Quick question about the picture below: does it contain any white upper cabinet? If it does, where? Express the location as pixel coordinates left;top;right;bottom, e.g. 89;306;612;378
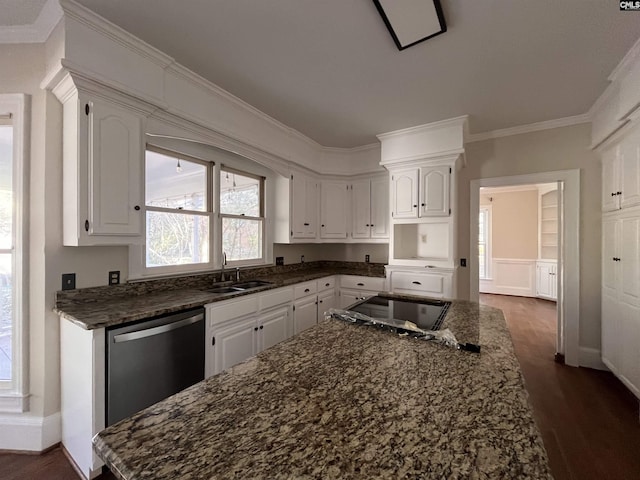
320;181;348;238
391;166;450;219
62;92;144;246
291;172;318;239
351;176;389;240
391;169;419;219
602;124;640;212
420;166;450;217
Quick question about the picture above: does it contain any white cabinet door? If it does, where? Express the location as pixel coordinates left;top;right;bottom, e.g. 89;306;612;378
317;289;337;322
601;147;620;212
351;180;371;239
620;215;640;307
620;130;640;209
536;262;554;299
370;177;390;238
291;173;318;239
258;307;290;353
419;166;450;217
391;169;419;219
212;317;256;375
293;295;318;334
320;181;348;238
602;216;619;299
601;292;619;369
87;98;143;236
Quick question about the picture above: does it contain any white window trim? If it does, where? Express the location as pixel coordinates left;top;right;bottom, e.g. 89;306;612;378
479;205;492;280
0;94;29;413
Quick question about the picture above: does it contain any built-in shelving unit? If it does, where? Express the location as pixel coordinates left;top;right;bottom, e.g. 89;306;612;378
539;189;558;260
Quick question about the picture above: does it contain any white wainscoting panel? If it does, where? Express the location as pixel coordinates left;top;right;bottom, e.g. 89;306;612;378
480;259;537;297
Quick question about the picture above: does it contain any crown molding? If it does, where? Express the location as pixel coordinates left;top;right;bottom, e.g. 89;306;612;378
467;113;591;143
608;35;640;82
376;115;469;141
0;0;63;44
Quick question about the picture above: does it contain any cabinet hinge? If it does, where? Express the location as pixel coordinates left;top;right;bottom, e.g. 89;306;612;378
84;219;89;232
85;104;90;116
211;337;215;346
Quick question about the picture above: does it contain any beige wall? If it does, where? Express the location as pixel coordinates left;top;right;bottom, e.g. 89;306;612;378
480;190;538;259
459;123;602;350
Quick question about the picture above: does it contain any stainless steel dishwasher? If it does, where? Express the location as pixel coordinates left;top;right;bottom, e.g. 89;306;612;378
106;307;205;426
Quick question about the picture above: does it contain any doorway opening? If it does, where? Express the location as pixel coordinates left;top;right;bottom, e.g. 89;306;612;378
470;170;580;366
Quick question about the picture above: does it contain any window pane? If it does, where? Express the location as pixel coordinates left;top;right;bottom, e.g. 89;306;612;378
146;211;209;267
146;150;207;211
0;253;11;381
0;126;13;250
220;170;260;216
222;217;262;261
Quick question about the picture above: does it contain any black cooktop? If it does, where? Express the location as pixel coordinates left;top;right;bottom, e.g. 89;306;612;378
346;296;451;332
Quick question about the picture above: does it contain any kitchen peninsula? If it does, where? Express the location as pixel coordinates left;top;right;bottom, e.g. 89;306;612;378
91;297;552;479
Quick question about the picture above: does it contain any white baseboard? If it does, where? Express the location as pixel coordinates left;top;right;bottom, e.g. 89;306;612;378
579;347;609;371
0;411;61;452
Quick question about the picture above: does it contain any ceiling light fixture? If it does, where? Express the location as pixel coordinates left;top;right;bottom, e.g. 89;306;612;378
373;0;446;51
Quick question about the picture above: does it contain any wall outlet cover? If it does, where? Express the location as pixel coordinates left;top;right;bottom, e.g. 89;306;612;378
300;255;305;263
62;273;76;290
275;256;284;266
460;258;467;267
365;254;370;263
109;270;121;285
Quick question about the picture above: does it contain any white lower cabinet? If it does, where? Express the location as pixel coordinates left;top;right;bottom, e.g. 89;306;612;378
293;295;318;334
535;260;557;301
211;317;256;376
258;307;290;352
338;275;385;308
386;267;454;299
317;289;337;321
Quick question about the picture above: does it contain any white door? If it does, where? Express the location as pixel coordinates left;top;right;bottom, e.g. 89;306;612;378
320;181;348;238
317;289;337;322
258;307;290;352
601;216;619;299
87;98;143;236
212;318;256;375
391;169;418;219
601;147;620;212
351;180;371;239
370;177;390;238
293;296;318;334
419;166;450;217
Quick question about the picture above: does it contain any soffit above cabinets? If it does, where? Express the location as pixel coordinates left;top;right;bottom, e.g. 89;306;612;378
68;0;640;148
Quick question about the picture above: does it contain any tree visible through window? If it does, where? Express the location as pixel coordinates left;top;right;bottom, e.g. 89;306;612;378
220;168;264;262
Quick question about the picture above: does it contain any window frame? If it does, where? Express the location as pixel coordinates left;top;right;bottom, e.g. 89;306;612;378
478;205;492;280
141;145;215;277
219;165;266;267
0;94;29;413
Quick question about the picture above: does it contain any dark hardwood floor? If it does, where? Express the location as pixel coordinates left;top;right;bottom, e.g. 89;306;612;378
1;293;638;479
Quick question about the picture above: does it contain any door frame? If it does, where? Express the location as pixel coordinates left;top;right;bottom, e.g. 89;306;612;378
470;169;580;367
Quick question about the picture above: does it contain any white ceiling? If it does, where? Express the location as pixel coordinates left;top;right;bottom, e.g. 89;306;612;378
8;1;640;148
0;0;47;26
0;0;61;43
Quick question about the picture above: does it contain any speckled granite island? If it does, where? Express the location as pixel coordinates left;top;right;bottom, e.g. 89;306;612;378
92;298;552;480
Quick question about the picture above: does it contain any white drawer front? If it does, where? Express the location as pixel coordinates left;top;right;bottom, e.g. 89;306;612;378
294;281;318;299
207;296;259;326
340;275;385;291
392;272;444;294
317;276;336;291
259;287;293;311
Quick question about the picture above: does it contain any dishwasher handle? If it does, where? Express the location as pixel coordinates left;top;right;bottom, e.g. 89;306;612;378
113;313;204;343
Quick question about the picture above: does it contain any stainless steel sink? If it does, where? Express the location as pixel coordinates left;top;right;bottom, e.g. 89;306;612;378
232;280;272;289
206;286;244;294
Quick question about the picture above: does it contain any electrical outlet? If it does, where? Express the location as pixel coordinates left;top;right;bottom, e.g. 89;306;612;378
300;255;305;264
275;256;284;266
365;254;370;263
109;270;120;285
61;273;76;290
460;258;467;267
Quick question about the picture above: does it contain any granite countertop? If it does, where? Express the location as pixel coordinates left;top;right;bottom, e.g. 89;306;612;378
54;262;385;330
93;299;552;480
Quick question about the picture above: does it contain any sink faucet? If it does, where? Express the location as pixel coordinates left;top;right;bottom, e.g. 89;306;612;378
235;267;240;282
220;252;227;282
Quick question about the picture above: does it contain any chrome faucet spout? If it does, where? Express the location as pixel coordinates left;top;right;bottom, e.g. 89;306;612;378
235;267;240;282
220;252;227;282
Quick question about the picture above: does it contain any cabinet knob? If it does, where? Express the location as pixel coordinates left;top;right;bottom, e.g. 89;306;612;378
421;203;425;207
134;205;141;211
365;224;370;227
321;224;325;227
259;325;264;330
613;257;621;262
304;288;310;293
611;192;616;197
413;204;417;208
254;327;258;331
617;191;622;196
325;283;330;287
370;224;374;227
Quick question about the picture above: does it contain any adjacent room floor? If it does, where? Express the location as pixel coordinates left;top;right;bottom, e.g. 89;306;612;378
1;293;639;479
